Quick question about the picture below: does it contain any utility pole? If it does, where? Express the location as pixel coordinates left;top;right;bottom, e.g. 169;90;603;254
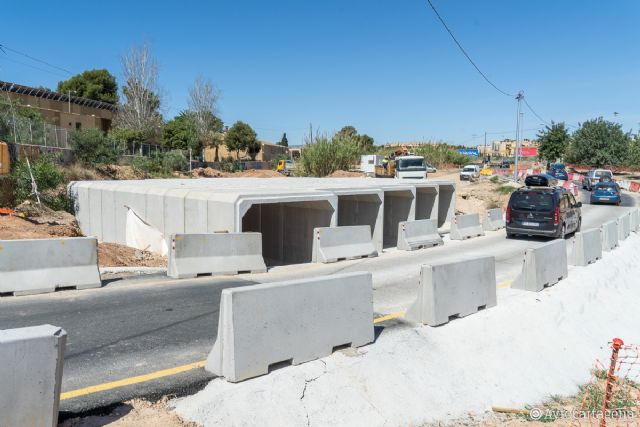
309;123;313;143
513;91;524;182
484;131;487;164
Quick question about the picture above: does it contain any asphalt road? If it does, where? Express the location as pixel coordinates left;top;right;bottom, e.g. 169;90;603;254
0;187;637;415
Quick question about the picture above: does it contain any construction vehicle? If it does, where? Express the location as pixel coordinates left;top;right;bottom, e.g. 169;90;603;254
0;142;9;175
276;159;295;176
374;149;427;180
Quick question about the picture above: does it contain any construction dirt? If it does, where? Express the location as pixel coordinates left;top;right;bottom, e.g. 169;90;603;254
0;214;166;268
191;167;283;178
455;177;517;217
60;398;199;427
327;170;365;177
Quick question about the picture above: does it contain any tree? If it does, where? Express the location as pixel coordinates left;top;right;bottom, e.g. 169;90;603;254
70;128;119;164
161;112;199;150
225;121;258;160
279;132;289;147
57;69;118;103
299;133;361;176
627;135;640;169
336;125;375;153
113;42;163;140
568;118;630;166
536;122;570;163
187;76;224;160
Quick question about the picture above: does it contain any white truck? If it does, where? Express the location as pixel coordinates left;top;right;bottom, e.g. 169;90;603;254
374;155;427;180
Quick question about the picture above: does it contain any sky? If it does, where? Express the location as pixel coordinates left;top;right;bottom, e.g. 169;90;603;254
1;0;639;147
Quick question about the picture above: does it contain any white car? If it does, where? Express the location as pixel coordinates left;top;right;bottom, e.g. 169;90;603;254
459;164;480;181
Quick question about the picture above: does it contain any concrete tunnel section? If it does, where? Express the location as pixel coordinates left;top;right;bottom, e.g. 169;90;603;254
383;188;415;248
69;178;455;265
241;200;335;266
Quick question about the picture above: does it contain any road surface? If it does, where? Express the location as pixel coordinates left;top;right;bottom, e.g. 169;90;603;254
0;187;636;414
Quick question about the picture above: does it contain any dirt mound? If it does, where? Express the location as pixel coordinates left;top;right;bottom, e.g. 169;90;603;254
0;214;81;240
96;164;147;180
98;242;166;268
191;167;282;178
234;169;282;178
327;170;365;178
191;167;229;178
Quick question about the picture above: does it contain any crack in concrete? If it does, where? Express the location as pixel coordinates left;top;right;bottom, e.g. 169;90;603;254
299;360;328;427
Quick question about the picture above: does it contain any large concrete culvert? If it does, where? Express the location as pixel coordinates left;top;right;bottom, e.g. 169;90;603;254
336;192;383;252
382;189;415;248
415;185;439;223
241;200;335;266
435;182;456;228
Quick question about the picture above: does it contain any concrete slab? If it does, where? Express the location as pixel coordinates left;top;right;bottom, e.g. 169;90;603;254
601;219;619;252
0;237;101;296
450;213;485;240
483;208;505;231
396;219;443;251
205;272;374;382
168;233;267;279
512;239;568;292
406;256;496;326
569;228;602;266
0;324;66;427
311;225;378;263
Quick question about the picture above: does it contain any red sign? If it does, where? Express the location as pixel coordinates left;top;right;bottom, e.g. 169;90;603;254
518;147;538;157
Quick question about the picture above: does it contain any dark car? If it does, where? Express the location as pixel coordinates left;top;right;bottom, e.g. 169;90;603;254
506;176;582;239
547;164;569;181
590;182;621;205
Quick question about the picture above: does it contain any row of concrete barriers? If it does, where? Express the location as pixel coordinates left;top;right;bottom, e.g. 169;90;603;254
0;210;505;295
512;209;639;291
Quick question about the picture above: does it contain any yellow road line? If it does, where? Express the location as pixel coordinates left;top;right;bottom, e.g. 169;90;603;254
60;360;206;401
496;279;513;289
62;313;409;400
373;310;406;324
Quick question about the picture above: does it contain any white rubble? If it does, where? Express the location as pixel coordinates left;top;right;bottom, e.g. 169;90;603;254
173;233;640;427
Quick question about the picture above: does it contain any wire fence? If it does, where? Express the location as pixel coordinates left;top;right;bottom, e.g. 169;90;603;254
0;114;70;149
573;339;640;426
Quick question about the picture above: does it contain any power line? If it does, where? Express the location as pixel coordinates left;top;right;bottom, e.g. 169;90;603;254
523;97;551;126
0;55;69;78
425;0;515;98
0;43;73;75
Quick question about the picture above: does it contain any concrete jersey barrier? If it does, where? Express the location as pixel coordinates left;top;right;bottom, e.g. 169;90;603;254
512;239;568;292
311;225;377;263
0;237;101;296
569;228;602;267
205;272;374;382
618;213;631;241
483;208;505;231
168;233;267;279
630;209;639;233
449;213;485;240
406;256;496;326
396;219;443;251
601;220;619;252
0;324;66;427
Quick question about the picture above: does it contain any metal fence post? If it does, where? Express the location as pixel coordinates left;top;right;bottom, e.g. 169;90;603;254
600;338;624;427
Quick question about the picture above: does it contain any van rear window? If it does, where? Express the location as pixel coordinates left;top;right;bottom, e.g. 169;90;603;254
511;192;554;211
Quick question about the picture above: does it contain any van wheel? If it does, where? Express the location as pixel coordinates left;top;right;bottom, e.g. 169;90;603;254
558;224;566;239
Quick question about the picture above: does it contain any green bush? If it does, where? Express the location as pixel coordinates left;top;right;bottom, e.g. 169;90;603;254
70;128;119;165
299;134;362;177
130;150;189;177
413;144;472;167
10;155;68;210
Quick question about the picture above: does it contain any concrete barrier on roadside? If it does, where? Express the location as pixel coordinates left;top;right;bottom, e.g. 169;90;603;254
311;226;377;263
483;208;505;232
449;213;485;240
168;233;267;279
601;220;619;252
569;228;602;267
205;272;374;382
396;219;443;251
0;324;66;427
406;256;496;326
630;209;640;233
0;237;101;296
618;214;631;241
512;239;568;292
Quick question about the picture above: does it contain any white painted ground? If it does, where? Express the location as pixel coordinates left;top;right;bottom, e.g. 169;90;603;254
173;232;640;427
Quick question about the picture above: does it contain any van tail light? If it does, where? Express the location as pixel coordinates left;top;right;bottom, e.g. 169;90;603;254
506;206;511;223
553;206;559;225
